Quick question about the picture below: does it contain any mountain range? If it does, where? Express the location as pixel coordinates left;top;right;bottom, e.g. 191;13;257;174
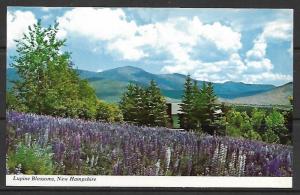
6;66;292;105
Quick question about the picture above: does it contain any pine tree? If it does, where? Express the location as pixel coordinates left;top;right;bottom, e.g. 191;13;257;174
119;83;140;124
120;81;168;127
179;75;196;130
190;81;203;131
202;82;219;134
146;80;168;127
134;85;147;125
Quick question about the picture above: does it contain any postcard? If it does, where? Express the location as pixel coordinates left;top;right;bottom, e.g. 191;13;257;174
6;7;293;188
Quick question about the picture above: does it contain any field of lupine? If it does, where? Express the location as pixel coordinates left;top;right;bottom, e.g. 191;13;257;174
6;111;293;176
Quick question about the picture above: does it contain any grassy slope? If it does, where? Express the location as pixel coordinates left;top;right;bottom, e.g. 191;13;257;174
223;82;292;105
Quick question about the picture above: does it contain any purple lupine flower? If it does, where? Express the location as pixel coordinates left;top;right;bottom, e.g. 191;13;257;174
6;111;293;176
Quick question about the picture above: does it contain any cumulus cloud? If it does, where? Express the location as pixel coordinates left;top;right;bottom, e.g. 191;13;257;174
242;72;292;84
57;8;138;41
190;53;246;82
57;8;242;62
242;19;293;83
261;20;292;41
7;10;37;48
245;20;292;66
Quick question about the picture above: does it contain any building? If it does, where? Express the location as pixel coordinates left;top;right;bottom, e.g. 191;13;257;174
166;102;182;129
166;102;224;130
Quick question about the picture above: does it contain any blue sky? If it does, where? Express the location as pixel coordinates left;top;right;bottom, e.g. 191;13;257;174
7;7;293;86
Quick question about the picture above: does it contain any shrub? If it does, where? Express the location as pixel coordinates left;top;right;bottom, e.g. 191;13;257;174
265;109;288;144
244;129;262;141
7;142;54;175
262;130;280;144
96;101;123;123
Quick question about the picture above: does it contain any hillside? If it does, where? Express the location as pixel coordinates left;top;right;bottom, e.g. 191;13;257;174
7;66;278;103
224;82;292;105
83;66;275;102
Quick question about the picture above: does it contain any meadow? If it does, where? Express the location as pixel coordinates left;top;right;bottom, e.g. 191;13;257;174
6;111;293;176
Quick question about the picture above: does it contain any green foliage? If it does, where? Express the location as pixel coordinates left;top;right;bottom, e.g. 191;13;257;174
7;142;54;174
203;82;219;134
119;83;143;124
8;20;97;119
265;109;288;143
225;110;254;138
179;75;196;130
179;77;221;134
262;130;280;144
119;80;168;127
96;100;123;123
190;81;207;131
145;80;168;126
223;108;290;144
244;129;262;141
6;91;27;112
251;108;266;134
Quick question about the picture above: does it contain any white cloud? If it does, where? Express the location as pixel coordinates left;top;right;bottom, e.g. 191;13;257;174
241;19;293;83
41;7;63;12
245;58;273;72
7;10;37;48
189;18;242;52
57;8;137;41
246;19;292;61
107;38;149;60
261;20;292;41
42;14;53;21
242;72;292;84
246;38;267;60
161;52;247;83
58;8;242;62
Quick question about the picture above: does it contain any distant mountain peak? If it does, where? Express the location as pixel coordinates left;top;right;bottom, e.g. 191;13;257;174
111;65;145;73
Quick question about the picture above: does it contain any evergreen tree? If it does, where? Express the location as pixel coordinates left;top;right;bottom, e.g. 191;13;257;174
203;82;219;134
119;83;140;124
134;85;147;125
190;81;205;131
179;75;195;130
146;80;168;127
120;81;168;127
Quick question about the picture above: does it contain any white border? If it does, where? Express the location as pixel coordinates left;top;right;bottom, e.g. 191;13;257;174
6;175;292;188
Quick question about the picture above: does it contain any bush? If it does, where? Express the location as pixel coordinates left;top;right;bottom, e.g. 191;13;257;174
251;108;266;134
265;109;288;144
244;129;262;141
7;142;54;175
225;110;243;137
96;101;123;123
262;130;280;144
